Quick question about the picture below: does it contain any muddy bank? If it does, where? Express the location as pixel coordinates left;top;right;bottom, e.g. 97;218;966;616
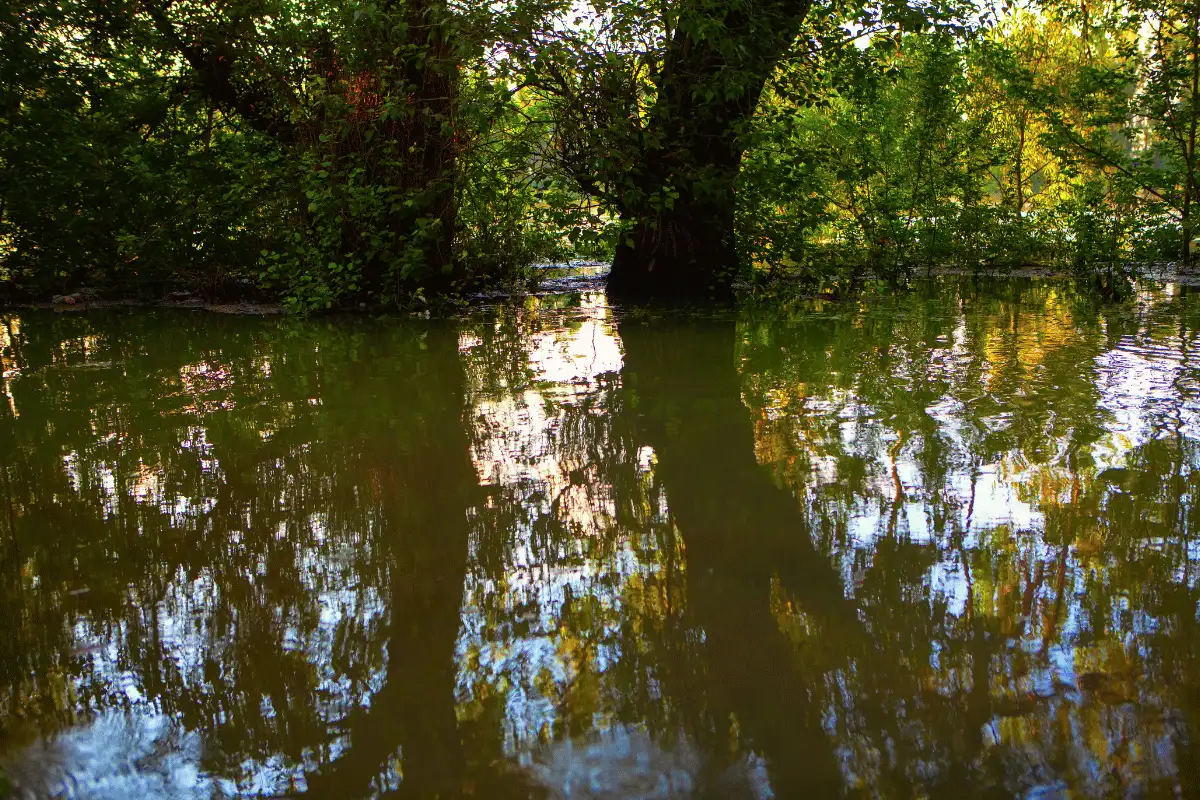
0;263;611;314
5;260;1199;316
930;261;1200;284
5;297;287;315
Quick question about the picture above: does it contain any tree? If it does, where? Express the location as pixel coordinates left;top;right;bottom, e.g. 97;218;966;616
1137;0;1200;263
525;0;820;302
806;32;993;275
1024;0;1200;265
0;0;279;296
1;0;590;309
134;0;466;305
969;12;1079;219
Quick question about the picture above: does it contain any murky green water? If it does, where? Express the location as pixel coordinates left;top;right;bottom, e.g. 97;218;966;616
1;278;1198;798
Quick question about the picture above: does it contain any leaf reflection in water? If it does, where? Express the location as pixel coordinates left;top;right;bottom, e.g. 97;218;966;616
0;279;1198;797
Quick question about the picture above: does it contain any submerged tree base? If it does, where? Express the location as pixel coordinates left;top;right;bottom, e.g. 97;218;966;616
606;215;739;304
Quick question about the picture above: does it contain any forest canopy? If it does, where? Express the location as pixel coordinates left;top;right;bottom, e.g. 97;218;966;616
1;0;1197;308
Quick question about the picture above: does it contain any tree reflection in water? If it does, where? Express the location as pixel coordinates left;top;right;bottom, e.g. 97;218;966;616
0;279;1198;797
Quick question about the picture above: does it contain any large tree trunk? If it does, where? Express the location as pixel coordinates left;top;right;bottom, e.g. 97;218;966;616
604;0;811;303
401;0;459;291
349;0;460;300
608;202;739;303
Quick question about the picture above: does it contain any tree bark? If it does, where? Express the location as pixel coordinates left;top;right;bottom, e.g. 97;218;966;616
608;202;739;303
1185;4;1199;266
601;1;812;303
399;0;459;290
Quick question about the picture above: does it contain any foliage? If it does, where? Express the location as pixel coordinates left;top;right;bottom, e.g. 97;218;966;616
3;0;1200;305
454;80;619;279
739;0;1200;288
0;0;600;310
742;31;997;284
0;0;281;297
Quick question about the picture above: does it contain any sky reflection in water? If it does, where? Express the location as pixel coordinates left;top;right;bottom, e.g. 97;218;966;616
0;278;1198;797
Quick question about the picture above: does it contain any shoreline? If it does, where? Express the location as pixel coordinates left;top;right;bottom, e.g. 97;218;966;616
5;262;1200;316
0;298;288;315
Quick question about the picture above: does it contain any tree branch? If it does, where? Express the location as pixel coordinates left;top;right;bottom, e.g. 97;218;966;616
140;0;296;143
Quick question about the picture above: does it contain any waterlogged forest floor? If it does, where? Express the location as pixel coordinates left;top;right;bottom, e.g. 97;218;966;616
0;263;612;315
4;259;1200;314
0;293;288;315
938;260;1200;283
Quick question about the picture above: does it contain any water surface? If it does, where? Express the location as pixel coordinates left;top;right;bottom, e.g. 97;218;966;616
1;278;1198;797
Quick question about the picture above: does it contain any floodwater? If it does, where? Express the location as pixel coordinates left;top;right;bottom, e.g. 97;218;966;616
0;278;1198;798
